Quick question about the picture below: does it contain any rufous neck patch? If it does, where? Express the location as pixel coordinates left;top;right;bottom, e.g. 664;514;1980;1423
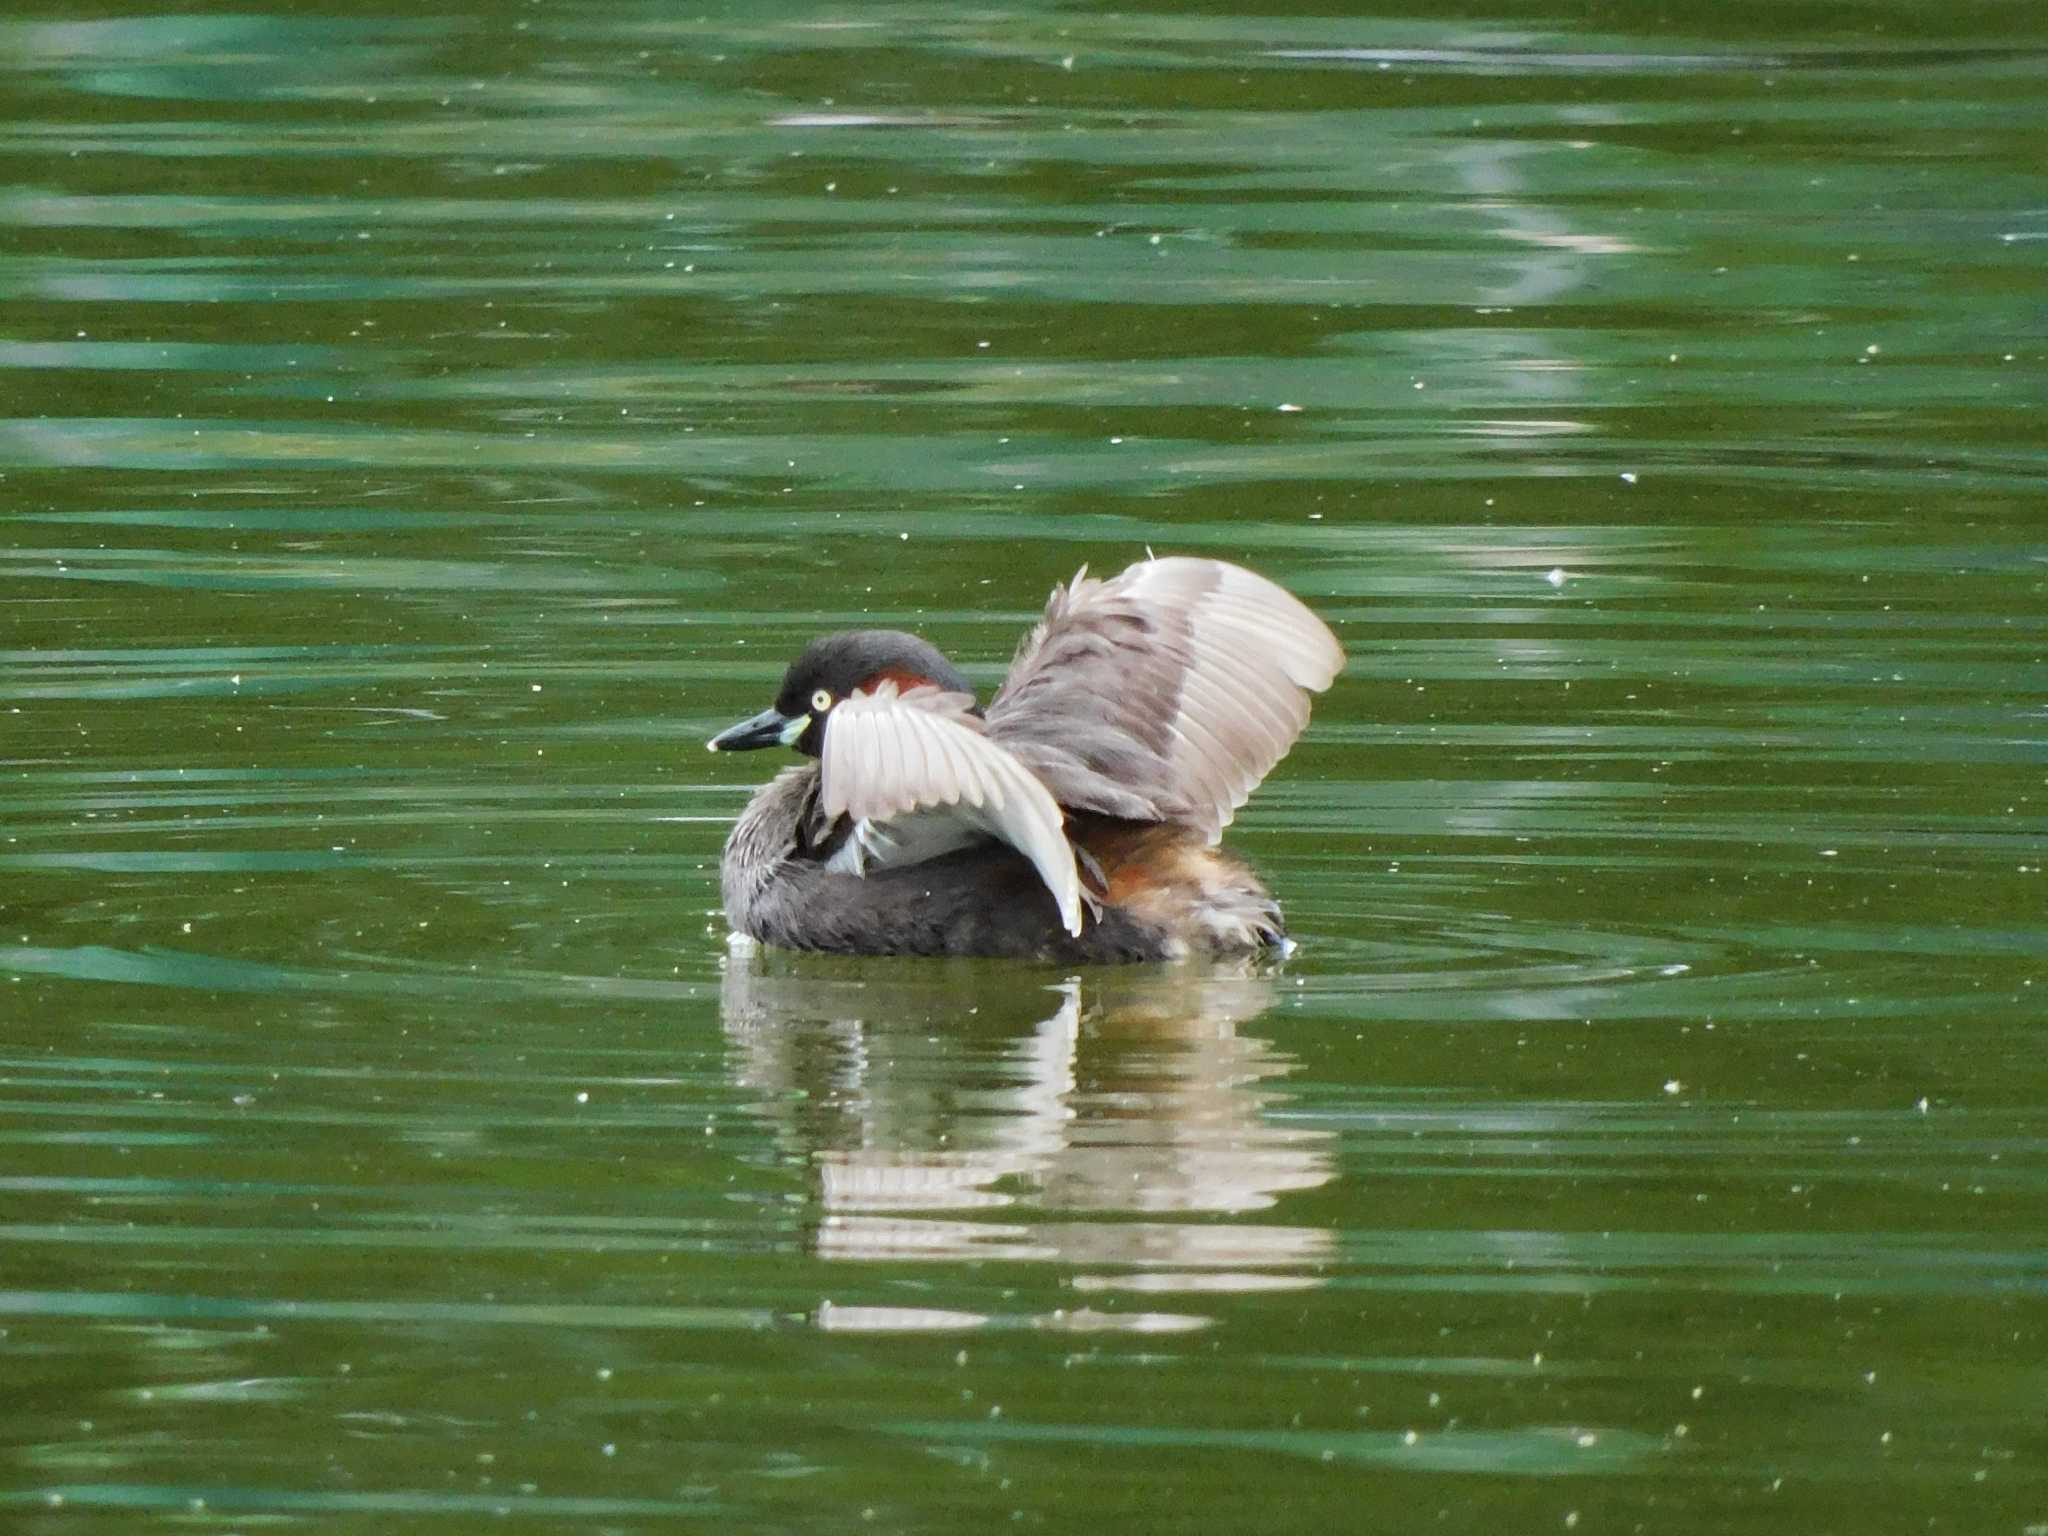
859;667;936;695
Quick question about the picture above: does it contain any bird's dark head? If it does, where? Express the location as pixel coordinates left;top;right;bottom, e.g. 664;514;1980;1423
706;630;974;758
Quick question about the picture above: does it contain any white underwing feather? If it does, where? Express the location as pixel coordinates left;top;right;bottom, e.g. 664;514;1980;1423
819;684;1082;936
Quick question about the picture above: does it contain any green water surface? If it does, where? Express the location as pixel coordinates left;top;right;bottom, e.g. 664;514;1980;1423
3;2;2045;1531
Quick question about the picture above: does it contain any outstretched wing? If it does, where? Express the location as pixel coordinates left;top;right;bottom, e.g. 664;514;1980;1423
986;557;1344;843
819;684;1084;936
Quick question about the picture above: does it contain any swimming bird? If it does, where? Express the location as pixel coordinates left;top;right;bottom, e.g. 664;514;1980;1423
707;556;1344;962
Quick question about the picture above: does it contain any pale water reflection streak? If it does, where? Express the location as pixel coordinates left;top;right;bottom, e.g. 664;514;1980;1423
723;952;1334;1326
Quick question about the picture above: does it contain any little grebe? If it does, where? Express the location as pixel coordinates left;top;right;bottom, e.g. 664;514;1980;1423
707;556;1343;961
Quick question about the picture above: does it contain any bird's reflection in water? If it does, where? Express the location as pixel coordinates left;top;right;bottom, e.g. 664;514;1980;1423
721;945;1335;1330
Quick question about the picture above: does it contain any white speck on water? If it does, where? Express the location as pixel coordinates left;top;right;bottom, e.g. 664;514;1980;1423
1546;568;1567;587
1620;471;1637;484
1402;1430;1419;1446
575;1090;589;1104
1663;1079;1683;1095
1659;963;1690;976
1277;403;1303;413
1819;848;1838;857
1575;1432;1599;1448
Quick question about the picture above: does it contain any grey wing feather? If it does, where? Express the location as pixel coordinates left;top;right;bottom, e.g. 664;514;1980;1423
819;685;1083;936
985;557;1344;843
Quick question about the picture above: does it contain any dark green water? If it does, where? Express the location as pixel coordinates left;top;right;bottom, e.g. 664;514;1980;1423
3;3;2045;1531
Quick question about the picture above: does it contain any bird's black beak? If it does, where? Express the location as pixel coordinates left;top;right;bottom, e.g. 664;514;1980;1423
707;706;800;754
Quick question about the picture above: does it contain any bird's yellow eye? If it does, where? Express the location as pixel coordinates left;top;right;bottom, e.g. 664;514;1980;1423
810;688;833;712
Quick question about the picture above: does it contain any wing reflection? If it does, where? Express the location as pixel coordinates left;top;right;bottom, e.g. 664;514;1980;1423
720;949;1335;1304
